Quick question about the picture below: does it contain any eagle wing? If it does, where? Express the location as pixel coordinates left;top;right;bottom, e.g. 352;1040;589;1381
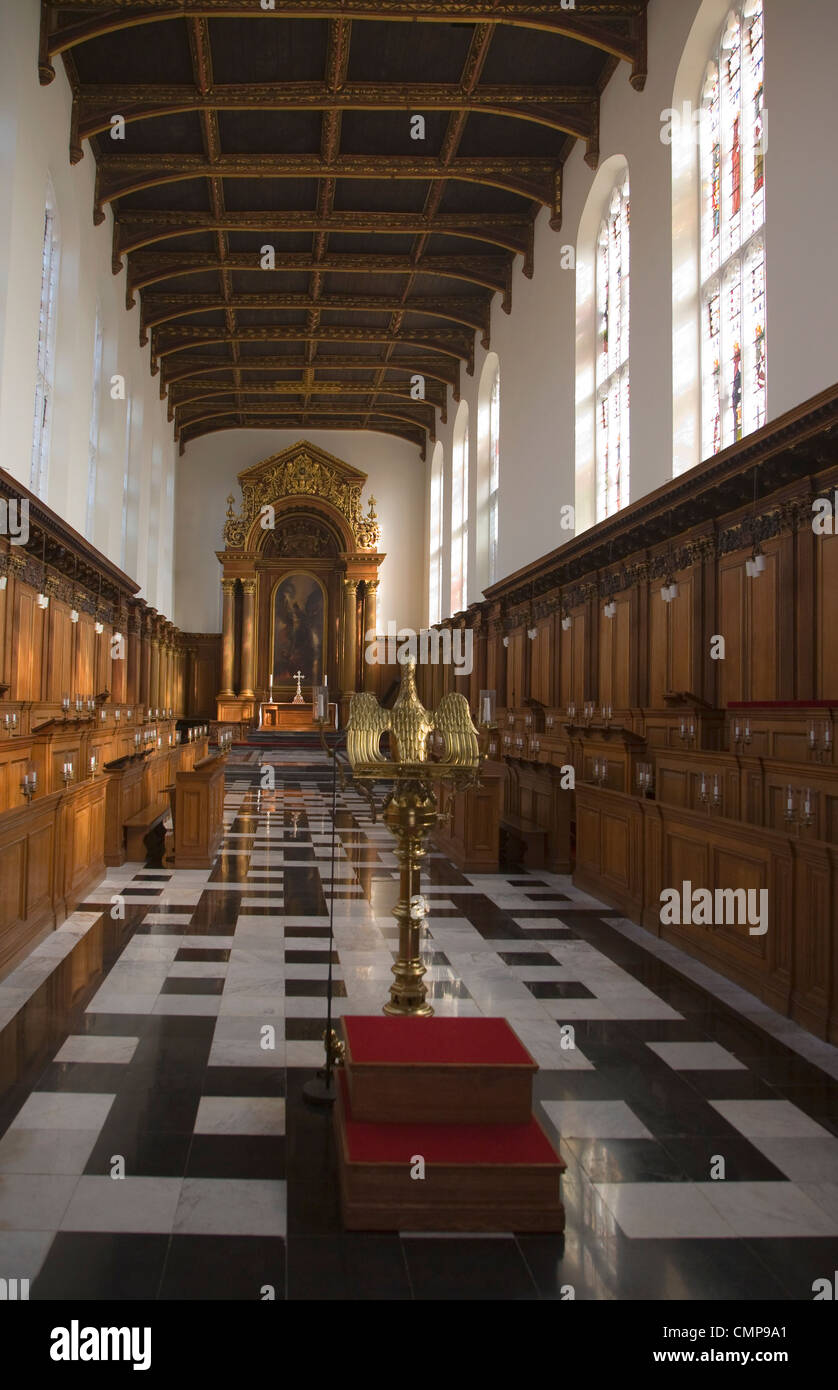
431;691;480;767
346;693;391;767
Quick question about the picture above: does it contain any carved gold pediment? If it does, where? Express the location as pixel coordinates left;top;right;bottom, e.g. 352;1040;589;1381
223;440;379;553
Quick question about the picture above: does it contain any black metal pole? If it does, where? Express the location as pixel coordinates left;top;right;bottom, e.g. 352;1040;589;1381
302;725;342;1106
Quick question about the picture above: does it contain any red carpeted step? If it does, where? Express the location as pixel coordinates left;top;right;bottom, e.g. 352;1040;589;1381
334;1070;565;1233
342;1015;537;1124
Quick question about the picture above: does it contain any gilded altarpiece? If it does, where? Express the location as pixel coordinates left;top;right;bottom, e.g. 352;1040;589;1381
216;441;384;726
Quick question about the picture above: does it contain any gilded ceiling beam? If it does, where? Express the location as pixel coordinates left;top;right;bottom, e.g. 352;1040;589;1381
175;401;436;436
41;3;648;81
93;153;559;222
112;210;535;272
74;81;598;147
139;291;491;345
149;323;476;373
167;381;447;419
126;250;511;307
176;414;428;457
159;353;461;398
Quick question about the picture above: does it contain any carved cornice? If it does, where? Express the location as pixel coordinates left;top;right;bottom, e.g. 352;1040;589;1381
488;386;838;611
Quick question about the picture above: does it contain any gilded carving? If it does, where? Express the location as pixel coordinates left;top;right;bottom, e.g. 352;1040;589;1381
224;447;380;553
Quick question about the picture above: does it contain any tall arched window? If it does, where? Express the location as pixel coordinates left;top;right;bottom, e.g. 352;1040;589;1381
700;0;765;458
450;401;469;615
595;173;630;521
488;365;500;584
31;180;60;500
428;441;444;626
476;353;500;593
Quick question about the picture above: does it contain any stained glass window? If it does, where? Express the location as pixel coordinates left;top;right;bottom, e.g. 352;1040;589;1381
450;415;469;614
488;366;500;585
700;0;765;459
595;173;630;523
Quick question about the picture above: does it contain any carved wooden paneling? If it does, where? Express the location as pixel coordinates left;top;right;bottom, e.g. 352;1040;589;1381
570;610;585;708
506;631;525;706
816;531;838;698
791;850;831;1034
648;582;667;709
47;604;73;703
14;589;37;701
530;620;552;707
0;835;26;943
748;542;780;702
669;569;693;694
718;558;745;706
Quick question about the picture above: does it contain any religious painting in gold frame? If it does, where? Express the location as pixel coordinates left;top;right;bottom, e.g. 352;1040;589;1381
269;571;327;689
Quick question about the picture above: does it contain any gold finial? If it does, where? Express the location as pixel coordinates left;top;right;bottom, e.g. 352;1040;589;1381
368;495;377;517
226;493;236;519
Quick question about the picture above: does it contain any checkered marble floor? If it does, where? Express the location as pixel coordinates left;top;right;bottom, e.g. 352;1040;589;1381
2;749;838;1300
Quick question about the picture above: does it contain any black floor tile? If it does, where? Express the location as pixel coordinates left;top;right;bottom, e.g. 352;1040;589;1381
401;1237;539;1301
524;980;596;999
106;1087;202;1136
159;1235;286;1300
287;1235;410;1299
201;1066;285;1097
659;1134;789;1182
499;951;561;967
83;1127;192;1178
285;979;347;997
186;1134;286;1180
160;977;225;995
285;1018;329;1040
33;1234;169;1300
742;1237;838;1300
285;949;339;964
174;947;231;962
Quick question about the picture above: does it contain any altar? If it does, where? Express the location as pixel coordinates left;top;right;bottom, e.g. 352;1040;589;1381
215;441;384;726
261;703;315;731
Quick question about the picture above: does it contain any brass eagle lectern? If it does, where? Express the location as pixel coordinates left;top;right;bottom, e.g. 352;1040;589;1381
345;660;480;1016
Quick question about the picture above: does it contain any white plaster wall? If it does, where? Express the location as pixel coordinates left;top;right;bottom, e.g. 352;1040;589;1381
173;429;424;636
0;0;177;616
427;0;838;619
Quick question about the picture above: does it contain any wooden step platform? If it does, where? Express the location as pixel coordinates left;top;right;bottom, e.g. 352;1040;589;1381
334;1016;565;1232
334;1070;565;1232
342;1015;537;1124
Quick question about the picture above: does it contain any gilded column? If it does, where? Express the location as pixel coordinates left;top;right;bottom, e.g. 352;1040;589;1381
239;579;257;699
363;578;379;690
342;576;359;694
219;578;236;698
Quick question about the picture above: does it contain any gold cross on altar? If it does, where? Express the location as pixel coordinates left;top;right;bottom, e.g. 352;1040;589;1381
291;670;306;705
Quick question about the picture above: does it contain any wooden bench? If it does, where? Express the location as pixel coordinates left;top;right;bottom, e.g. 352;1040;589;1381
500;813;547;870
124;801;170;863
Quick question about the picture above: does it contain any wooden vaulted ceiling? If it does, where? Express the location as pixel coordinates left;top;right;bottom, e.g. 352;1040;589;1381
39;1;649;459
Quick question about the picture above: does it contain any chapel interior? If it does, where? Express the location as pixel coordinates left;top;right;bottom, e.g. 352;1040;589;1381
1;0;838;1305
